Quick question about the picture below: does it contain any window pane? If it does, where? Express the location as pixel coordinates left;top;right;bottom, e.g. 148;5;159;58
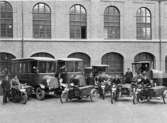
104;6;120;39
33;3;51;38
136;7;151;40
0;1;13;38
38;62;46;73
70;5;87;39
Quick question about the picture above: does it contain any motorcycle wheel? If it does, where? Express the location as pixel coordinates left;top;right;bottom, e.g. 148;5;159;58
90;89;99;102
102;89;105;100
111;92;116;104
20;94;28;104
60;91;69;104
162;90;167;104
36;87;45;100
132;92;138;104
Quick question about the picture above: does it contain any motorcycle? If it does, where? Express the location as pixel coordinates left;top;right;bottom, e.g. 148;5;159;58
110;83;118;104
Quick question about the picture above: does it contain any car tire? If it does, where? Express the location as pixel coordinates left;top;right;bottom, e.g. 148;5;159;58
36;87;45;100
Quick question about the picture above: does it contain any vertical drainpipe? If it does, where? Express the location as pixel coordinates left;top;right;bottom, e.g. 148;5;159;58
158;0;162;71
21;0;24;58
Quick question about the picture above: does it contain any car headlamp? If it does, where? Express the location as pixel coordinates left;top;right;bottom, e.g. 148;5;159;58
46;78;51;85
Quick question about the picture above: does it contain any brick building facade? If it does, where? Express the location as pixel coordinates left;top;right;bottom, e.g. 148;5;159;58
0;0;167;76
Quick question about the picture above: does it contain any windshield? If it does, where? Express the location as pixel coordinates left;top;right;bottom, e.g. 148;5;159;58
38;61;55;73
67;61;83;72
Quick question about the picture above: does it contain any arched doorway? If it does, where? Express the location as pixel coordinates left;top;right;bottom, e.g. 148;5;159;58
134;52;155;73
102;52;124;76
31;52;54;58
0;52;16;76
68;52;91;67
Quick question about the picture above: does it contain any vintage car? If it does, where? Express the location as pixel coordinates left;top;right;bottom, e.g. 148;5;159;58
11;57;60;100
57;58;97;103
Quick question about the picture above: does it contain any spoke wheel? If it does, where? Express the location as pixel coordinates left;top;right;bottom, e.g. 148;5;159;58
90;89;99;102
162;90;167;104
132;91;138;104
60;91;69;104
111;91;116;104
36;87;45;100
20;93;28;104
102;89;105;100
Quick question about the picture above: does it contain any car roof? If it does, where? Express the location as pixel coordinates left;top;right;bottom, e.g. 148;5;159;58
57;58;83;62
12;57;56;61
92;64;109;67
132;61;151;64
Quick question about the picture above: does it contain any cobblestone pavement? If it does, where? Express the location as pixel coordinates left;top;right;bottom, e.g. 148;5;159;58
0;96;167;123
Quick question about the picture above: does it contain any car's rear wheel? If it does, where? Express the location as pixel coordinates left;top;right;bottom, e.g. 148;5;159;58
36;87;45;100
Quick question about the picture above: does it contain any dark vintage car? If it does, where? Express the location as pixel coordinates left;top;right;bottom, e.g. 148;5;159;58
11;57;60;100
56;58;97;103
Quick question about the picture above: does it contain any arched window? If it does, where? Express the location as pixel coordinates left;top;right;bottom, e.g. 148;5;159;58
102;52;123;76
68;52;91;67
0;53;15;75
136;7;151;40
31;52;54;58
32;3;51;38
104;6;120;39
0;1;13;37
134;52;155;73
70;4;87;39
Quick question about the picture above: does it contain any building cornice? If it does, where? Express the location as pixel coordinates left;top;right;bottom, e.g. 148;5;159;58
1;38;167;43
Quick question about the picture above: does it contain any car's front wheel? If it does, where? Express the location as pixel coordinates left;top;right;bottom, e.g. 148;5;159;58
36;87;45;100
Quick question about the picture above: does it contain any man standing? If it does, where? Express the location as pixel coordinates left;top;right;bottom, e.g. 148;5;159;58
10;75;20;90
1;75;11;104
125;68;133;83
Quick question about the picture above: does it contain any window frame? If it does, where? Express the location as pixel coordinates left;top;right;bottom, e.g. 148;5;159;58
104;6;120;39
32;2;51;39
136;7;152;40
69;4;87;39
0;1;13;38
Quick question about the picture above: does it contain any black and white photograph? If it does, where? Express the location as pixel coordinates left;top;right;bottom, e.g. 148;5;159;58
0;0;167;123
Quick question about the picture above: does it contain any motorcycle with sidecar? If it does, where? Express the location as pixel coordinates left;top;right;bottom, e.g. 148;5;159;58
57;58;98;103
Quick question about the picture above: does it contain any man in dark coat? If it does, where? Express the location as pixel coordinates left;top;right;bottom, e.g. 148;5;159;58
125;68;133;83
1;75;11;104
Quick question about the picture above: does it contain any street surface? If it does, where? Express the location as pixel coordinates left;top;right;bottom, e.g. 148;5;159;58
0;96;167;123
